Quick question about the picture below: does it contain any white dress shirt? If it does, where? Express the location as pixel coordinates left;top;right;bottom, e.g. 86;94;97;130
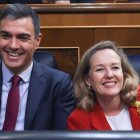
0;61;33;130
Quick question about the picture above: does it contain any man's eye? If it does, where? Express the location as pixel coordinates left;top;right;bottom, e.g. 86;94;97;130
17;34;31;41
0;34;10;39
18;36;30;41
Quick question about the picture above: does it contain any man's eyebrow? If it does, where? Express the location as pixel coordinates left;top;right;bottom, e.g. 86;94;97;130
0;30;10;34
17;33;31;38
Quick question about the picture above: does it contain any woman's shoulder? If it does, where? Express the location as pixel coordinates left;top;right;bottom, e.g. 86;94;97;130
68;107;91;120
137;85;140;100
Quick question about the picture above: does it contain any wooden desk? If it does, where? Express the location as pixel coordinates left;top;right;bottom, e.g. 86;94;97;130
30;3;140;53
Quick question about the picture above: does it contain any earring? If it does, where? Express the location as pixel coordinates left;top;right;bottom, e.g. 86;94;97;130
87;85;93;91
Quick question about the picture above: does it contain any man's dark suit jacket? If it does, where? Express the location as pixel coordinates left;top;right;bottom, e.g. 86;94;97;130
0;61;75;130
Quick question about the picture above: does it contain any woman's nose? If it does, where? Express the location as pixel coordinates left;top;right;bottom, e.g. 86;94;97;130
105;69;113;78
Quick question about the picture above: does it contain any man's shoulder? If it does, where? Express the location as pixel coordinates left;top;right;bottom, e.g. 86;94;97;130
34;61;70;79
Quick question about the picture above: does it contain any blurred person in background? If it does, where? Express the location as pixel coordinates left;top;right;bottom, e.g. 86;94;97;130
0;0;55;4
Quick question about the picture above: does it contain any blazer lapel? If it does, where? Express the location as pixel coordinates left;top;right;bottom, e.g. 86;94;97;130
24;61;46;129
129;106;140;130
91;102;140;130
90;102;111;130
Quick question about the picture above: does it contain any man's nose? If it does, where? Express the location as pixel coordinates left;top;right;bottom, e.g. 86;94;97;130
10;38;19;49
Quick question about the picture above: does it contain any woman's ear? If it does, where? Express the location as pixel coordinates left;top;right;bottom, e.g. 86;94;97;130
85;77;92;87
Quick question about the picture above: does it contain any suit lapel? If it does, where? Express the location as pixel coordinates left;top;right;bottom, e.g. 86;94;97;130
24;61;46;129
0;63;3;110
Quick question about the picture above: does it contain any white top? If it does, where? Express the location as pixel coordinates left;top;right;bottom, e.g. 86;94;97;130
0;61;33;130
105;106;133;130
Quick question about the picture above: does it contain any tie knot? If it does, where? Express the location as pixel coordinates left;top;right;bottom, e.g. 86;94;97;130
11;76;22;87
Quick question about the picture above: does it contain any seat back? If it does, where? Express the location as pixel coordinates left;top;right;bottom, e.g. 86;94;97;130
127;54;140;75
33;50;57;69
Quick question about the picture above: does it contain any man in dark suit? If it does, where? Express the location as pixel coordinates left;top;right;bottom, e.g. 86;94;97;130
0;4;75;130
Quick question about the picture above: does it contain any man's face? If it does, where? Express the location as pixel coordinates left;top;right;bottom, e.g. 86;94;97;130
0;17;41;74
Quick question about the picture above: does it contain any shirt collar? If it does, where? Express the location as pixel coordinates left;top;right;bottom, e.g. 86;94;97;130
2;61;33;83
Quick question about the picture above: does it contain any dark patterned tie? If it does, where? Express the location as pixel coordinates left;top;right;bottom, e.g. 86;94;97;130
2;76;21;131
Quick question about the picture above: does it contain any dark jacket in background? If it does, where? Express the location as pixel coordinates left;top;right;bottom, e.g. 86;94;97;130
0;0;42;4
70;0;95;3
0;0;96;3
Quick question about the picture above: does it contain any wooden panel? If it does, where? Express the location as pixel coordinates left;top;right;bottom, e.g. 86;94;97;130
37;47;80;77
96;0;115;2
40;26;140;56
114;0;128;2
121;46;140;54
39;13;140;26
40;27;95;55
1;4;140;26
94;28;140;46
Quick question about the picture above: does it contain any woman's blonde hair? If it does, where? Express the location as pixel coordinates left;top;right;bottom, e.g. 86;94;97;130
74;40;139;111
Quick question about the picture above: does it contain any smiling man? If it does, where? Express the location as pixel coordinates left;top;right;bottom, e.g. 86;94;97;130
0;4;75;131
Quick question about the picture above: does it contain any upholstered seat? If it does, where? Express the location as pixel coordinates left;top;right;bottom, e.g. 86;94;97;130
34;50;57;69
127;54;140;75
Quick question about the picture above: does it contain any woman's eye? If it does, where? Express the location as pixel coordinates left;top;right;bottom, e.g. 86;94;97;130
112;66;119;70
95;68;104;72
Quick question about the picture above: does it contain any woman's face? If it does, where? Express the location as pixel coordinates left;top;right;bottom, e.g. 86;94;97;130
86;49;124;98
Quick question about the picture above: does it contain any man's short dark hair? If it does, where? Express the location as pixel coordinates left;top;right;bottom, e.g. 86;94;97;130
0;4;40;37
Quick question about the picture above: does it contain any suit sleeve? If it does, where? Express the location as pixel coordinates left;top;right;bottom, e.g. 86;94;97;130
53;73;75;130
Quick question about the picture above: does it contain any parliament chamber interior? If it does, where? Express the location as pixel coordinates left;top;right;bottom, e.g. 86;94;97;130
9;0;140;78
1;0;140;139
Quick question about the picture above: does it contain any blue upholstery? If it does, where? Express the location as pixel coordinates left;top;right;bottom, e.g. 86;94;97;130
33;50;57;69
127;54;140;75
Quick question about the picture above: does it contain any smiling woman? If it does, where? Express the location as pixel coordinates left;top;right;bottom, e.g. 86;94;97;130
67;40;140;131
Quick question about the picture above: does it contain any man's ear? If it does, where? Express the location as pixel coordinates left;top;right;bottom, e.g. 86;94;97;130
35;33;42;49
